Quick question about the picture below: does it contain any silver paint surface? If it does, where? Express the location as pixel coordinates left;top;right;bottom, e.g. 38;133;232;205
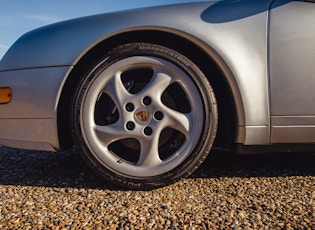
0;0;314;150
269;0;315;143
0;67;71;150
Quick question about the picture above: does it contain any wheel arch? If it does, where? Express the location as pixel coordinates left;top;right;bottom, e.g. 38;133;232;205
57;29;245;150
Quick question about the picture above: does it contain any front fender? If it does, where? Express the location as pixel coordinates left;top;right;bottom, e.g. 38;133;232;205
0;0;273;145
0;2;218;70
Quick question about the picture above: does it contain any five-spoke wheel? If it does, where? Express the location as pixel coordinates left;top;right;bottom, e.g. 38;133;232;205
72;43;218;189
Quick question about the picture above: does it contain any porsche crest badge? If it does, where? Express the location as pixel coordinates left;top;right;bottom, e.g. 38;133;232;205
136;111;150;122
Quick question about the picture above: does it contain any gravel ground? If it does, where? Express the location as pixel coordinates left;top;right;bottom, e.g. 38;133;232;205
0;146;314;229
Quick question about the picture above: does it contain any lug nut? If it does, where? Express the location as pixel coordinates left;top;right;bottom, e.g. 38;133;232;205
126;121;135;130
154;111;164;120
125;103;134;112
144;127;153;136
143;96;151;106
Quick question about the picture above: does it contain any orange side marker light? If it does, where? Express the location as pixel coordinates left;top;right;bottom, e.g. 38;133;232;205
0;87;12;104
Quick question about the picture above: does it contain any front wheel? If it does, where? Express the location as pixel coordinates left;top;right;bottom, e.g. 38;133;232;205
71;43;218;190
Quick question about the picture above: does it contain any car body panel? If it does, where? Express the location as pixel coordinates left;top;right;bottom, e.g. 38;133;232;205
0;119;57;151
0;66;72;150
0;0;314;151
271;116;315;143
269;0;315;143
0;67;71;119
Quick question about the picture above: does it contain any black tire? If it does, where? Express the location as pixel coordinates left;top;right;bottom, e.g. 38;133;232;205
71;43;218;190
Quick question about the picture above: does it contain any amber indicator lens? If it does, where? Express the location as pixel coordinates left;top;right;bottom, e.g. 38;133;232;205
0;87;12;104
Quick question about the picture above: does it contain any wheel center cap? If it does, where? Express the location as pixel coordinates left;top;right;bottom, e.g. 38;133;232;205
135;111;150;122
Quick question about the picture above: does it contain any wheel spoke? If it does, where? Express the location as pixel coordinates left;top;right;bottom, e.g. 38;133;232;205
94;121;128;145
163;106;192;137
137;135;162;167
141;70;172;97
103;72;130;106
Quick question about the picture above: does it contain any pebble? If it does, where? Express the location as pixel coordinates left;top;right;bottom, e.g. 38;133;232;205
0;146;314;229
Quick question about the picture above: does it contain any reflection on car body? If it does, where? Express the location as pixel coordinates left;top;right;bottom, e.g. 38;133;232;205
0;0;314;189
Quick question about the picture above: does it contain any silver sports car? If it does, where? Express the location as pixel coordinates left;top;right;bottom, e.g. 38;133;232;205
0;0;314;189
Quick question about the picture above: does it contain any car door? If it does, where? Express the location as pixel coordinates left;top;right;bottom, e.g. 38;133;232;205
269;0;315;143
